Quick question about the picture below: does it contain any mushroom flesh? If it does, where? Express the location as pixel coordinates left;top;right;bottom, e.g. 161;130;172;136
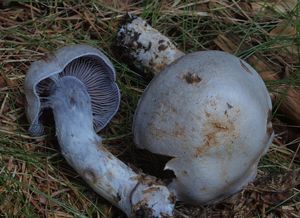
24;44;175;217
117;16;274;204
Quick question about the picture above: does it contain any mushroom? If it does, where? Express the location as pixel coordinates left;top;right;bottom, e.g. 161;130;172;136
24;44;175;217
117;16;274;204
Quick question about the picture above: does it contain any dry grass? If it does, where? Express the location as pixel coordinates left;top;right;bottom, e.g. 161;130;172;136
0;0;299;217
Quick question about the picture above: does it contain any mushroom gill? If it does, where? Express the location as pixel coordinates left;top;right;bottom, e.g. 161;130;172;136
36;57;120;132
25;44;120;136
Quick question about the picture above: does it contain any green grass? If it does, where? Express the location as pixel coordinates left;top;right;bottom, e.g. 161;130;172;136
0;0;299;217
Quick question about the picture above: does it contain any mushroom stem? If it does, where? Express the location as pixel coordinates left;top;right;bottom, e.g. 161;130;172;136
117;15;184;75
50;76;175;217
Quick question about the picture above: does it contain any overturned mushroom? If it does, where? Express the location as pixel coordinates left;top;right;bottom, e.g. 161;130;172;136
117;16;274;204
24;44;175;217
25;44;120;136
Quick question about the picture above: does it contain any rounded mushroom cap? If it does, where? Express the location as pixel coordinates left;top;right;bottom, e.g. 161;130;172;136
133;51;274;203
24;44;120;136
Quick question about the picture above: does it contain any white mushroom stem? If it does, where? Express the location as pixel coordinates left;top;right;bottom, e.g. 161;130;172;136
117;15;184;75
50;77;175;217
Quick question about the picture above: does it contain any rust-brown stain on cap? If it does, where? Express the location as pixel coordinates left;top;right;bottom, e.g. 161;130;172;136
182;72;202;85
195;114;237;158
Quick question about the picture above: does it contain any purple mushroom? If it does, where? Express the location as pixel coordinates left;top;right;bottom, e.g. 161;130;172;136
24;44;175;217
117;15;274;205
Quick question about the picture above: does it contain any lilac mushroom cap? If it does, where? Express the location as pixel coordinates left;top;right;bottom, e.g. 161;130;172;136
133;51;274;204
24;44;120;136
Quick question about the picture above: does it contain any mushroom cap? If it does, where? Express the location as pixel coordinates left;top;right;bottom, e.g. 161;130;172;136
133;51;274;203
24;44;120;136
